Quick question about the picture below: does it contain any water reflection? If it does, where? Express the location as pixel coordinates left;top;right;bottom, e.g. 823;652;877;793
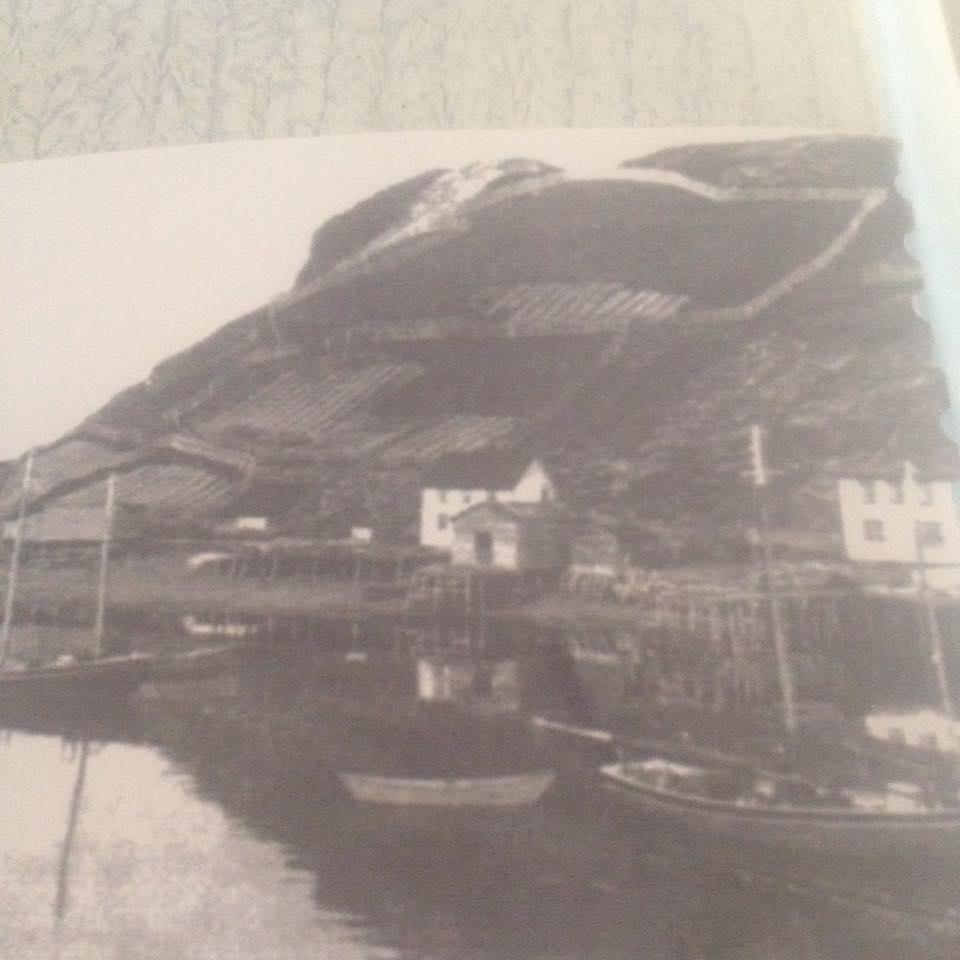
0;636;955;960
0;730;379;960
53;738;88;924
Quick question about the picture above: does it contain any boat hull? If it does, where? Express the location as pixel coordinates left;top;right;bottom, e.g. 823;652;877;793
339;771;555;808
601;762;960;866
150;644;241;682
0;654;155;714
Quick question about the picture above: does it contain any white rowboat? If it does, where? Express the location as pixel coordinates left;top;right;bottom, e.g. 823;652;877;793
339;770;555;807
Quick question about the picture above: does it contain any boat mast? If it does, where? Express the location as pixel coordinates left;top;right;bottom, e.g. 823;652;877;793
749;425;797;737
914;513;955;722
92;473;116;659
0;451;34;667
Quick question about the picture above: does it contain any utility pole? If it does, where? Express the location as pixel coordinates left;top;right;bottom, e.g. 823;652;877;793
748;425;797;737
0;451;34;667
93;473;116;658
914;519;956;722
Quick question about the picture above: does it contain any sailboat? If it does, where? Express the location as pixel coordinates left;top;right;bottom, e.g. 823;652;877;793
0;458;154;716
599;427;960;865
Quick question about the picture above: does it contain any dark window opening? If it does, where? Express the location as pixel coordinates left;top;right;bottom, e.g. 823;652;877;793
917;521;944;547
863;519;884;542
474;530;493;565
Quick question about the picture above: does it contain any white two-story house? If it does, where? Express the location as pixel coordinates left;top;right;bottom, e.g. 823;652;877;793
419;451;556;549
837;462;960;585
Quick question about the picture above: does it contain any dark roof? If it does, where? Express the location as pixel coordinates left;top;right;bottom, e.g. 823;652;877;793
423;450;540;489
451;501;567;527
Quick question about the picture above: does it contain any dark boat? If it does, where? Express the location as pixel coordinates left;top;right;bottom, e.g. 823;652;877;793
600;753;960;864
599;434;960;867
0;653;155;712
1;463;156;716
149;643;243;682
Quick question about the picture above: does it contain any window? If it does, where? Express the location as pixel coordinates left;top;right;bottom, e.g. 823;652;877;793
438;491;447;503
862;481;876;504
917;483;935;506
917;521;944;547
863;519;885;542
437;514;448;531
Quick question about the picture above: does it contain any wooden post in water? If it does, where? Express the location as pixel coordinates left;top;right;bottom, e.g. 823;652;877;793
54;740;89;923
0;451;33;667
93;473;116;659
749;425;797;737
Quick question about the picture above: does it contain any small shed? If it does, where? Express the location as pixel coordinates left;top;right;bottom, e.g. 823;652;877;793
214;515;270;536
450;502;568;571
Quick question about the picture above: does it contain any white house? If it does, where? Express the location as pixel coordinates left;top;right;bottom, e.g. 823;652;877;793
419;451;556;549
837;462;960;577
865;708;960;754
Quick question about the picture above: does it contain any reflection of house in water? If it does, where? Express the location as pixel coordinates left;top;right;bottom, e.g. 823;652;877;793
450;502;568;572
416;655;520;712
837;462;960;590
419;451;556;549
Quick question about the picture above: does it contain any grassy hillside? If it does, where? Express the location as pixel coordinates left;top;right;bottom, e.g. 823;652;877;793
4;136;954;558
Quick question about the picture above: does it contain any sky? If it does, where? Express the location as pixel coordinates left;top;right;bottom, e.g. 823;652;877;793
1;126;835;461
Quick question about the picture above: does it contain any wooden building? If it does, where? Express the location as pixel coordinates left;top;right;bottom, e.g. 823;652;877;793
3;504;140;546
449;502;568;571
420;450;556;549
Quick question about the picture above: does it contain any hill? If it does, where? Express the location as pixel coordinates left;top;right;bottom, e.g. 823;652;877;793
2;136;954;559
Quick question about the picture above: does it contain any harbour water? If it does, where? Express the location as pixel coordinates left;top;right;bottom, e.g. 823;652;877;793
0;635;955;960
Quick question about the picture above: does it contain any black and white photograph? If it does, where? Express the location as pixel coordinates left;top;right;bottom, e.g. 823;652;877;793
0;128;958;959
